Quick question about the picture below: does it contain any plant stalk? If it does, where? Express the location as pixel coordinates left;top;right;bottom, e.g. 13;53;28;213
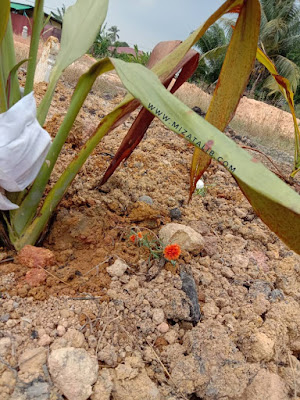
24;0;45;96
13;107;123;250
12;61;114;236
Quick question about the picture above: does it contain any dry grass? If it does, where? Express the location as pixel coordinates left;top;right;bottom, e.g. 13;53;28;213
175;82;296;156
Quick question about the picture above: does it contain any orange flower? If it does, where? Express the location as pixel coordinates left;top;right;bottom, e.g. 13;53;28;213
137;232;143;239
163;244;181;261
129;234;136;243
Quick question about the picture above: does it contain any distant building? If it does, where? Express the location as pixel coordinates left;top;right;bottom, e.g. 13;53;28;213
10;1;62;40
108;46;144;56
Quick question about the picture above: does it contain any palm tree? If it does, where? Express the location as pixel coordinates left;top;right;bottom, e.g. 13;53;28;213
193;0;300;101
51;4;66;24
193;22;231;85
258;0;300;96
108;25;120;44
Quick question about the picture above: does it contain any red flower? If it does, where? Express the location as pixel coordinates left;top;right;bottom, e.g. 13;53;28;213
129;234;136;243
137;232;143;239
163;244;181;261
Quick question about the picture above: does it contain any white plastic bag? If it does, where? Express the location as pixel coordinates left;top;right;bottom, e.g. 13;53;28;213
0;92;51;210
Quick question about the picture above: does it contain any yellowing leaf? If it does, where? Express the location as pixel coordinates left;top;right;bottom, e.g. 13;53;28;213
256;48;300;176
190;0;261;198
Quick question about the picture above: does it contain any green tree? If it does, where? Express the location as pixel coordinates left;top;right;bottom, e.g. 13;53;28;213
192;0;300;102
193;22;231;85
108;25;120;44
51;4;66;24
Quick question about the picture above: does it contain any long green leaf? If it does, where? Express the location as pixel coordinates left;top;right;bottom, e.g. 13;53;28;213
11;59;115;236
37;0;109;124
0;10;17;112
110;58;300;255
0;0;9;45
24;0;45;96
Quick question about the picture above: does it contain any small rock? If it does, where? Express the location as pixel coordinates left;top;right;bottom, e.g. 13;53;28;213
164;330;178;344
0;337;11;357
113;357;160;400
269;289;284;302
0;313;10;323
0;369;16;392
152;309;165;325
249;281;272;299
201;301;219;319
138;195;153;205
48;347;98;400
38;334;52;346
221;266;234;279
91;369;113;400
231;254;249;269
107;259;128;278
244;369;288;399
88;335;98;349
157;322;169;333
26;381;49;399
17;245;55;268
18;347;47;374
249;332;275;362
235;208;248;219
63;328;86;348
3;299;14;312
159;223;204;253
203;236;219;256
57;325;66;337
169;208;182;221
180;270;201;323
97;344;118;367
25;268;47;287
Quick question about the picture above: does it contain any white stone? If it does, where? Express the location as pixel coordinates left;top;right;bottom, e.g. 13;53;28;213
22;26;28;38
159;223;204;253
56;325;66;337
107;259;128;277
48;347;98;400
157;322;169;333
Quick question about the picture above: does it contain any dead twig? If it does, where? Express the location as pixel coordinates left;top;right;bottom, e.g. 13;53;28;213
96;316;121;357
83;257;112;277
37;265;70;286
0;257;14;264
287;351;297;399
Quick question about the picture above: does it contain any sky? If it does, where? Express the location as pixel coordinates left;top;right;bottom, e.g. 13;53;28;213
15;0;224;51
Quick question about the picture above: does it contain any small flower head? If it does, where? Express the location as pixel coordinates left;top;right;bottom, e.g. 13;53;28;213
196;179;204;190
137;232;143;239
129;234;136;243
163;244;181;261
